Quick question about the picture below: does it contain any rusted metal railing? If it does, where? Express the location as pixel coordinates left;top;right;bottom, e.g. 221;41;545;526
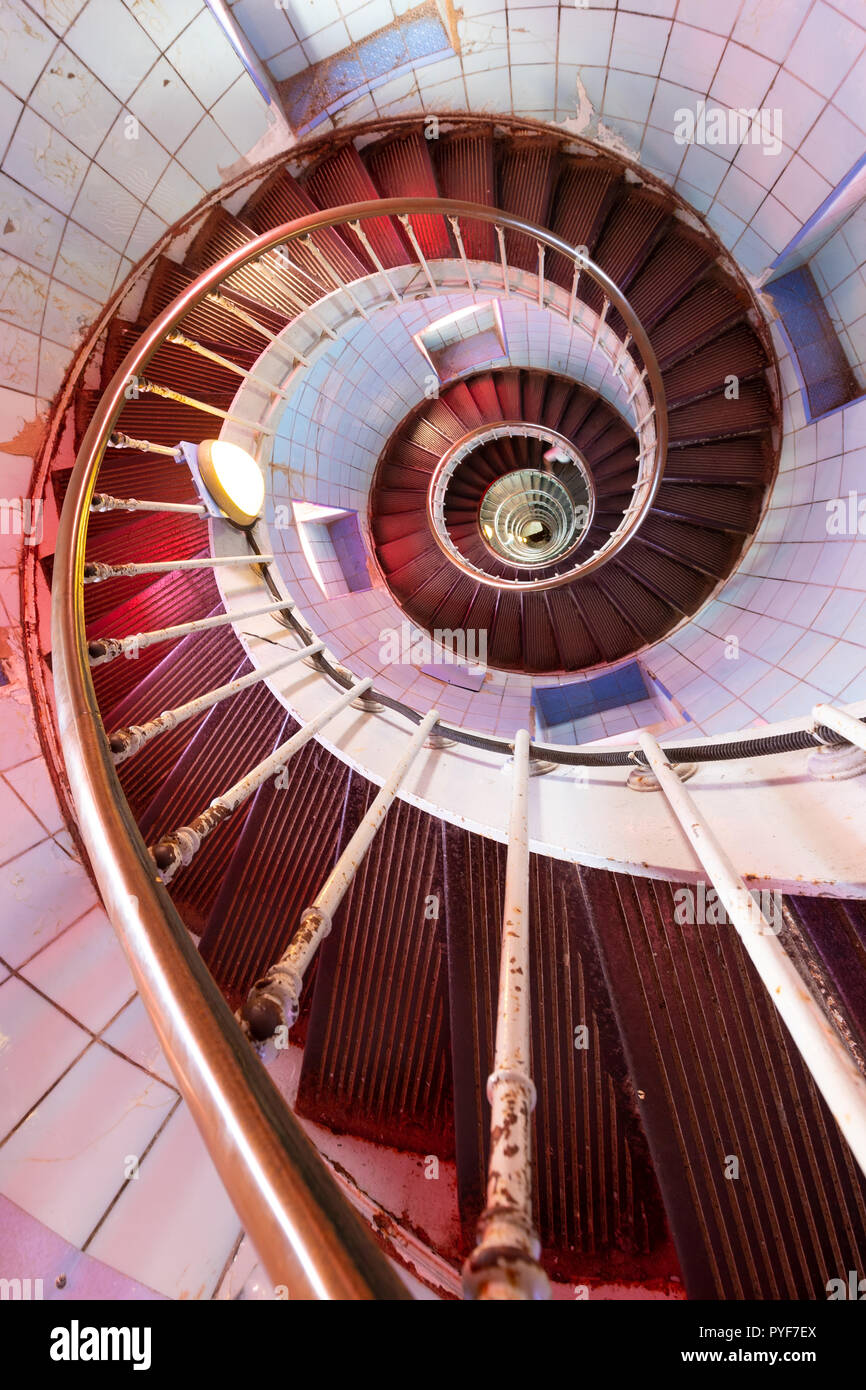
463;730;549;1300
53;197;671;1300
241;708;440;1042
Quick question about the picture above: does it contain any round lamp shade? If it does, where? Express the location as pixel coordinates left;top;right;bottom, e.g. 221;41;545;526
198;439;265;527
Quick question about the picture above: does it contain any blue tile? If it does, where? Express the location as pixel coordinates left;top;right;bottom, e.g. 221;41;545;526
404;16;451;61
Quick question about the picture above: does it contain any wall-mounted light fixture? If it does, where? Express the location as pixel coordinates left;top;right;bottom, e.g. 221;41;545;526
180;439;265;527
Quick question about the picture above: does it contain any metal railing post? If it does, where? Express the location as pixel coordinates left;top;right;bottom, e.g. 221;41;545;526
206;290;310;366
350;219;402;302
637;731;866;1178
87;599;291;666
90;493;210;517
83;555;276;583
109;642;323;763
397;214;437;293
150;678;373;882
241;709;440;1040
463;729;550;1300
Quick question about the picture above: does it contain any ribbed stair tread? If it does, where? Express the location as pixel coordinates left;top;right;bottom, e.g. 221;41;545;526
296;784;454;1157
579;867;866;1299
198;732;353;1004
442;824;674;1282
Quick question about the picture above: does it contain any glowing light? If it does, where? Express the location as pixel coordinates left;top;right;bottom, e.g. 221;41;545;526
198;439;265;527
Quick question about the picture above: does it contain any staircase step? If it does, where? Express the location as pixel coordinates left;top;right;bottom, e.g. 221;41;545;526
582;189;670;316
547;158;621;289
667;380;771;446
441;379;487;431
601;563;678;643
185;205;323;317
198;730;353;1004
443;827;673;1280
242;165;367;285
364;128;451;260
578;868;866;1298
432;129;496;261
520;593;560;670
296;788;454;1156
652;279;747;369
664;437;773;485
570;578;644;664
625;228;714;328
653;481;763;533
137;257;273;364
639;514;739;579
497;136;559;272
303;143;410;271
663;325;767;407
619;544;709;617
102;317;247;405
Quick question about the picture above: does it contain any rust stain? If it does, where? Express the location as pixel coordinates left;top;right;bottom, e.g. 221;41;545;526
440;0;463;52
0;412;47;457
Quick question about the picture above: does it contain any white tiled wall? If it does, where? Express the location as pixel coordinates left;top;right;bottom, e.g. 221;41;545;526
0;0;276;402
810;200;866;389
644;323;866;735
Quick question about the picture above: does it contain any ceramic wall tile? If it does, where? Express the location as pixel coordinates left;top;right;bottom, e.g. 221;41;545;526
87;1103;243;1299
21;906;136;1033
0;1041;176;1247
0;834;97;967
0;977;89;1140
3;109;90;216
66;0;161;103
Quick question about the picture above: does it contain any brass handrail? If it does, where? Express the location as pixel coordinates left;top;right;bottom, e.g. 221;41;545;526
52;198;667;1300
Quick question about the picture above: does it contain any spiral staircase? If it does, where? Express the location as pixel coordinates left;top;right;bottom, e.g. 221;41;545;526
42;116;866;1300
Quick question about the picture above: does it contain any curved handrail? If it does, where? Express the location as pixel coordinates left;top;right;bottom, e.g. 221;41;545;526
57;195;663;1300
50;195;812;1299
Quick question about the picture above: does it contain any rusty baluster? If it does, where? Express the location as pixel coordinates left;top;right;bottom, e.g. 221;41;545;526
149;679;373;882
87;598;291;666
133;377;276;436
301;234;370;320
165;330;293;398
463;729;550;1301
109;642;323;764
90;493;209;517
447;216;475;292
495;224;510;296
350;219;402;302
397;214;437;293
106;430;181;457
206;290;310;366
83;554;276;583
241;709;441;1042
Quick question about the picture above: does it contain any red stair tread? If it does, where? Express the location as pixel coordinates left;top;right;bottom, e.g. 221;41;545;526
296;784;454;1157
